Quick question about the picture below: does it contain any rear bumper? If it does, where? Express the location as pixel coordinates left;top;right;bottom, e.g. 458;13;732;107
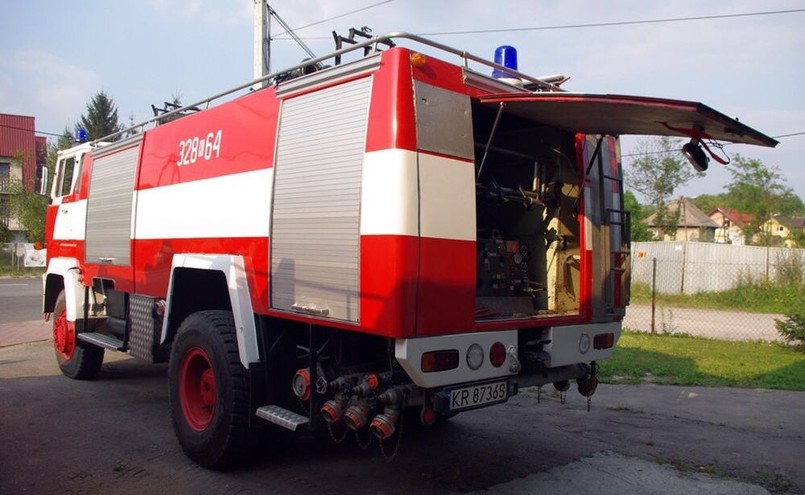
394;321;620;389
395;330;519;388
542;321;621;367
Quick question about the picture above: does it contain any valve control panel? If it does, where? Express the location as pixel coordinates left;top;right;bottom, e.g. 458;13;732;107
477;232;537;297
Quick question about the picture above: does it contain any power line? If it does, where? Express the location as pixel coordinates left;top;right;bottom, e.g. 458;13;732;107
0;123;64;138
418;8;805;36
773;131;805;139
275;8;805;40
273;0;394;37
621;131;805;158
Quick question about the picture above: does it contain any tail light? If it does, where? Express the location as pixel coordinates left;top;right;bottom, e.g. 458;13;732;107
593;333;615;350
421;350;459;372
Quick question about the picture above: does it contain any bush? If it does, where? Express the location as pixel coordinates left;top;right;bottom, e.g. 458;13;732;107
776;309;805;352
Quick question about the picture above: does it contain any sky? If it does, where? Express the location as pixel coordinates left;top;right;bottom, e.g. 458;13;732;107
2;0;804;203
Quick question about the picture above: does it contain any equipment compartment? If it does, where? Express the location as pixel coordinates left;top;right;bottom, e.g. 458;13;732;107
472;103;581;321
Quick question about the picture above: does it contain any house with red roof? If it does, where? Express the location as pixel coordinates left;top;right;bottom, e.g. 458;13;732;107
708;207;753;245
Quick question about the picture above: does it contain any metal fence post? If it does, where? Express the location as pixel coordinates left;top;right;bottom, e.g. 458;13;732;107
651;257;657;335
680;241;687;294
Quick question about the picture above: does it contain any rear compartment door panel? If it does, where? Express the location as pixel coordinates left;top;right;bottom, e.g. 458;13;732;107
480;93;778;147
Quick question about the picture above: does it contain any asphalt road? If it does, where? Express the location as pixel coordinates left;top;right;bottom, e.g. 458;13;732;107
0;277;41;323
1;279;803;493
624;303;782;342
1;340;803;494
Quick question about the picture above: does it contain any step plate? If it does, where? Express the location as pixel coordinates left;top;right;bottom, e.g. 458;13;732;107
77;332;125;351
255;405;309;431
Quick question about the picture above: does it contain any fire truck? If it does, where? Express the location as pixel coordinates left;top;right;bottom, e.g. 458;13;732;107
43;32;777;468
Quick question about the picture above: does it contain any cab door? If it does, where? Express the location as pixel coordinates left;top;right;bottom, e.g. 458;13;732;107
50;148;88;250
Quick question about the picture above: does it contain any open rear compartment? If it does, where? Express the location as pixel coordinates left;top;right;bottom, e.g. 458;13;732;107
472;101;582;322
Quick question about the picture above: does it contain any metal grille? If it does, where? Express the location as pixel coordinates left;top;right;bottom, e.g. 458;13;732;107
85;144;139;266
270;77;371;322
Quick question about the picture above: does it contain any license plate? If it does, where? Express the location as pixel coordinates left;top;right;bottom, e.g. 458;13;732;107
447;380;508;412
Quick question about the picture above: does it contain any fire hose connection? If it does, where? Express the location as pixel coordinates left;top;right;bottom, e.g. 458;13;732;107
343;403;372;430
320;399;346;424
370;405;401;440
378;383;418;405
292;368;311;401
353;372;383;397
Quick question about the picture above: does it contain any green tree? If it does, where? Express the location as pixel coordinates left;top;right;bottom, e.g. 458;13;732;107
6;128;75;243
9;182;48;242
124;112;141;138
788;229;805;249
7;152;48;242
624;190;652;241
625;136;700;237
724;154;796;245
80;90;122;141
776;190;805;217
48;127;74;169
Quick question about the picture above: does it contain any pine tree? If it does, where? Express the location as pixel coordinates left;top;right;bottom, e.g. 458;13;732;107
79;91;122;141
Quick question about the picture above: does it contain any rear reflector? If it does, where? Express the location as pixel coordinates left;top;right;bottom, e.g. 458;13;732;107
593;332;615;350
489;342;506;367
421;350;459;372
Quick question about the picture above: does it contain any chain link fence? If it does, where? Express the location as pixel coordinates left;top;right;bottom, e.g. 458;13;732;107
624;242;805;342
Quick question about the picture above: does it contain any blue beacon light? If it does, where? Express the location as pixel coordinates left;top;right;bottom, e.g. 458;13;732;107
74;128;88;143
491;45;521;85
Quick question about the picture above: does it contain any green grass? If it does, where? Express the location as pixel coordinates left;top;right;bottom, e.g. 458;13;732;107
0;264;44;277
599;331;805;391
630;281;803;314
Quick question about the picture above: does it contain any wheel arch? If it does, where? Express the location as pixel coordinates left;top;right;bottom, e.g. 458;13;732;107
43;257;84;320
162;254;260;368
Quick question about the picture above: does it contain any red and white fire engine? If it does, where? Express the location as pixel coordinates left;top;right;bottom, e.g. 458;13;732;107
43;32;777;468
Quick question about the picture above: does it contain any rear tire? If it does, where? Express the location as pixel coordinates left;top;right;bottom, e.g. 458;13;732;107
169;310;253;469
53;291;104;380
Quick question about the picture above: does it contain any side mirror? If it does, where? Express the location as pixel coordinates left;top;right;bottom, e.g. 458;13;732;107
682;139;709;172
38;166;49;195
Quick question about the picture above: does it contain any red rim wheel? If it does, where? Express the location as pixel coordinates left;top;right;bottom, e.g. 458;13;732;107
53;307;75;360
179;347;217;431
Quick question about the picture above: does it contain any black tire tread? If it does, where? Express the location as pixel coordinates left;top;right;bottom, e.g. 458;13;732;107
54;291;104;380
169;310;254;469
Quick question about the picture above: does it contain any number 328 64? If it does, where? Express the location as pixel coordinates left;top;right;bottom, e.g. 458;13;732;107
177;130;222;166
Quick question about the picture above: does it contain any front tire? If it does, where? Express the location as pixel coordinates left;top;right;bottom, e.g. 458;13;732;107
169;310;253;469
53;291;104;380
